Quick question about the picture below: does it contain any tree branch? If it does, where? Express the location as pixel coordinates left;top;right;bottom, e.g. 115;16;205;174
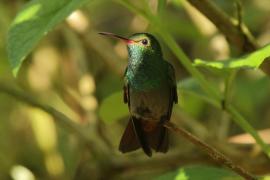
186;0;270;75
164;121;257;180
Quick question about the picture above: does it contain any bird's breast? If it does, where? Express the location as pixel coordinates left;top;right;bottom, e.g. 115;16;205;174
129;86;170;121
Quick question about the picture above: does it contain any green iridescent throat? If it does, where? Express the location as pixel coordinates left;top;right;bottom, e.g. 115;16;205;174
125;43;167;91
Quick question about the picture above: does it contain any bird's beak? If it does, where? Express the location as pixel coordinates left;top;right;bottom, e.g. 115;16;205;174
98;32;134;44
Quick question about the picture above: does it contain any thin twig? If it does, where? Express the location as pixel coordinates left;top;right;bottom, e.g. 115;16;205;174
235;0;243;30
164;121;257;180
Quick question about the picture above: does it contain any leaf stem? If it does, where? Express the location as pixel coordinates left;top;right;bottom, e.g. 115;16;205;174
224;70;237;108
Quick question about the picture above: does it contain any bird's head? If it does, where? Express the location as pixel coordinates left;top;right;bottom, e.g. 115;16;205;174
99;32;162;59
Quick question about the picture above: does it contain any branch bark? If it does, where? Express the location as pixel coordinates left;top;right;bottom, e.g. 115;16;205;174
186;0;270;75
164;121;257;180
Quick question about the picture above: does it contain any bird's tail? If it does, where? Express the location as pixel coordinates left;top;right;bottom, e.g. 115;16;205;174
119;117;169;157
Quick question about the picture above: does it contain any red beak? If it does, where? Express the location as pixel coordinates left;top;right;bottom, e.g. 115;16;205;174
98;32;134;44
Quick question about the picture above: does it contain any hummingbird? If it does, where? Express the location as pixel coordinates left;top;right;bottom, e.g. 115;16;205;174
99;32;178;157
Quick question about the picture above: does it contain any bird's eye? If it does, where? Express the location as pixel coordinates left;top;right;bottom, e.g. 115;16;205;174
141;39;148;45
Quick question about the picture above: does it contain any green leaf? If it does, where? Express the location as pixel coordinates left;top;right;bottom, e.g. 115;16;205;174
179;78;220;108
99;91;129;123
155;165;242;180
7;0;88;76
179;78;212;117
194;43;270;70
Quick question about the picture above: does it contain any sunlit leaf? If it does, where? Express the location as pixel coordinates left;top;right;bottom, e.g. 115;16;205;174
194;43;270;70
155;165;242;180
99;91;129;123
7;0;88;76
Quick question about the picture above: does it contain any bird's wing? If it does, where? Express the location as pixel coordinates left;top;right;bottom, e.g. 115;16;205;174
123;68;130;107
167;62;178;104
164;61;178;121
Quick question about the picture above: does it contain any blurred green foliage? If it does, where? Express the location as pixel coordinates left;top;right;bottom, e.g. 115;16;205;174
1;0;270;179
155;165;241;180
